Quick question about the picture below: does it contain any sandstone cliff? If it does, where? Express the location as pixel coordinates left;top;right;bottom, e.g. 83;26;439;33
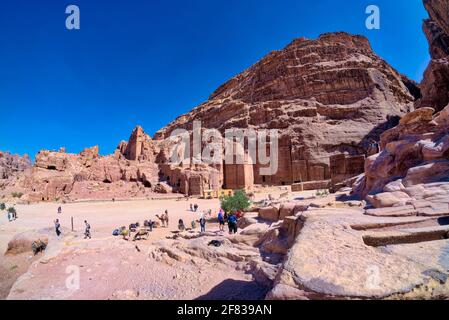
155;32;417;187
5;31;424;201
0;152;31;181
17;128;161;202
352;0;449;209
417;0;449;112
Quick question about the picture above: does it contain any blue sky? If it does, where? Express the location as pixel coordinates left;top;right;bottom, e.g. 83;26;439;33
0;0;430;159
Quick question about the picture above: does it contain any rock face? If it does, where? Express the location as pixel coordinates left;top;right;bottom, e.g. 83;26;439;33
0;152;31;180
4;32;422;201
155;32;417;188
0;152;32;196
417;0;449;112
355;105;449;202
17;127;161;202
118;126;157;162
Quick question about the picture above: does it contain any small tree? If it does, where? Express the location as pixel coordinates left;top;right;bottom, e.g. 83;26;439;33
7;207;16;215
0;202;5;211
220;190;251;214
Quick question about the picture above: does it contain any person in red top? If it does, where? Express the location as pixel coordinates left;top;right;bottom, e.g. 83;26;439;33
236;210;243;219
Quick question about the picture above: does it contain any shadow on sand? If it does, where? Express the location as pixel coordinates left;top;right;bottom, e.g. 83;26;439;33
194;279;269;300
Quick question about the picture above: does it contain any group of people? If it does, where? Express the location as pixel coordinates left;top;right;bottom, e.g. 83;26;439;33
53;206;91;240
190;203;199;212
51;204;241;240
217;209;239;234
6;209;17;222
178;208;240;234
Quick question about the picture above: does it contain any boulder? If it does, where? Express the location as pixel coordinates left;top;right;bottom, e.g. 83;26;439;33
366;191;412;208
237;212;259;229
6;229;52;255
259;206;280;222
399;107;435;125
279;202;308;220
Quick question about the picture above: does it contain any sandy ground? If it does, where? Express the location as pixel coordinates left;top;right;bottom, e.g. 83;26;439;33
0;187;303;299
0;198;220;253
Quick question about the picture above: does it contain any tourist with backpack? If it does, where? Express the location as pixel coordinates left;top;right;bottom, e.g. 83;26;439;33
228;214;238;234
217;209;225;232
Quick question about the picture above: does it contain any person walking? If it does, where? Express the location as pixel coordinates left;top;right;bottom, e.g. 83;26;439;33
178;219;186;232
190;204;193;212
194;204;199;212
199;216;206;233
164;210;169;227
228;214;238;234
84;220;91;239
218;209;225;232
54;219;61;237
57;206;62;214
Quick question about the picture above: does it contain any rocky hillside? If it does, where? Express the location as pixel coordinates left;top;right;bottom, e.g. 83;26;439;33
417;0;449;112
352;0;449;211
2;32;425;201
0;152;31;181
155;32;418;185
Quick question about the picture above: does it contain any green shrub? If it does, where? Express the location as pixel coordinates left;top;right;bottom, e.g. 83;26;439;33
220;190;251;214
7;207;16;214
0;202;5;211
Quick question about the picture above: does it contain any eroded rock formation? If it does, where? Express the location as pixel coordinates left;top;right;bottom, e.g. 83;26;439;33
0;152;31;180
4;32;424;201
155;32;417;188
417;0;449;112
17;127;161;202
353;0;449;210
356;105;449;200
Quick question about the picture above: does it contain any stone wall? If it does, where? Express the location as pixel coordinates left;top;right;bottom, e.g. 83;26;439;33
330;154;366;185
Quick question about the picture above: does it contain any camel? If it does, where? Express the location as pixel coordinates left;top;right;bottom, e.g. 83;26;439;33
156;213;169;228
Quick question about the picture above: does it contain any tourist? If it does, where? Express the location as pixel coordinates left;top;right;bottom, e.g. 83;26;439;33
228;214;238;234
217;209;225;232
165;210;169;227
84;220;91;239
199;216;206;233
194;204;198;212
191;220;196;229
144;219;154;232
190;203;193;212
7;210;11;222
57;206;62;214
236;210;242;219
178;219;186;232
54;219;61;237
